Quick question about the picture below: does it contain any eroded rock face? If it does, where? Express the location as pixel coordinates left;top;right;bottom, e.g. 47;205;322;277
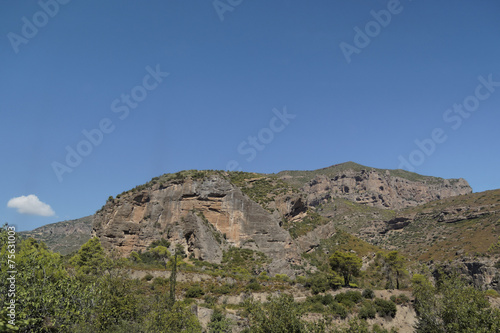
91;165;475;276
433;257;500;292
301;169;472;209
92;175;299;274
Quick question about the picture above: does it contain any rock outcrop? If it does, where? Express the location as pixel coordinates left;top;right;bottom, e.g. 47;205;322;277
433;257;500;292
93;175;300;275
90;163;477;275
300;168;471;209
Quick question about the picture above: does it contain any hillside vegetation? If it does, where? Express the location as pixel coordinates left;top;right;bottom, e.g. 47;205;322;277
2;226;500;332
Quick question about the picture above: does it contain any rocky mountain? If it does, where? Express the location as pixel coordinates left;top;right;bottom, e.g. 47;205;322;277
91;163;473;275
93;172;305;275
278;162;472;209
21;162;500;292
18;162;500;332
19;216;93;255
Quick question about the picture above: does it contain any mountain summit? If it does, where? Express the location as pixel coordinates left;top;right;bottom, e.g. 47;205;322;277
91;163;472;275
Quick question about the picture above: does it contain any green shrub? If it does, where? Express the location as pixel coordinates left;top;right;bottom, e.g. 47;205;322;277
307;272;341;294
329;302;349;319
143;273;154;281
362;288;375;299
310;275;329;294
321;294;335;306
222;247;270;276
217;283;235;295
372;323;395;333
374;298;397;318
390;293;410;305
412;273;500;332
185;285;205;298
275;274;289;282
308;302;325;313
130;251;142;263
335;291;363;307
242;294;313;332
358;301;377;319
208;308;233;333
305;294;334;309
246;279;262;292
153;277;168;286
296;275;307;285
204;295;218;307
485;289;500;298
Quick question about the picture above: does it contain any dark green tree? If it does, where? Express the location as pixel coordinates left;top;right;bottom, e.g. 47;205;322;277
383;251;406;289
329;251;362;287
69;237;111;276
168;244;184;307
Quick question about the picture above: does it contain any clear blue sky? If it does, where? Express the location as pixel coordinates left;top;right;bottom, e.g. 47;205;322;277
1;0;500;231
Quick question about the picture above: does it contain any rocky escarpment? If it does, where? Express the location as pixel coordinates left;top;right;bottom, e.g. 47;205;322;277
92;175;301;275
299;167;471;210
91;163;477;276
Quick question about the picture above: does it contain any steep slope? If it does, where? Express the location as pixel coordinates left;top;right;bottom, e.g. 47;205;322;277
278;162;472;209
361;189;500;261
93;171;301;275
19;216;93;255
330;189;500;292
90;163;474;276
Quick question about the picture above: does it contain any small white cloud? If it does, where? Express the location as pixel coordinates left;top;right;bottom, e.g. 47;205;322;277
7;195;55;217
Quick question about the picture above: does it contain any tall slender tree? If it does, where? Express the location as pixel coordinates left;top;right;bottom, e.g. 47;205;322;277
383;251;406;289
168;244;184;307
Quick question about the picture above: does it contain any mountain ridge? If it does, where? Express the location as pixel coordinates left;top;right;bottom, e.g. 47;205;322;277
89;162;472;276
21;162;476;266
19;215;92;255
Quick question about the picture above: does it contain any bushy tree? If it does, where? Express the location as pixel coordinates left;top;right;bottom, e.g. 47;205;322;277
150;245;171;259
382;251;407;289
144;301;202;333
243;293;327;333
412;273;500;332
307;272;342;294
69;237;111;276
0;227;96;332
244;294;304;332
329;251;362;287
90;275;139;330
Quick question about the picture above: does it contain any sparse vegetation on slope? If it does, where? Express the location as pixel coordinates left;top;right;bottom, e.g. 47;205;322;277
370;190;500;261
228;172;299;211
18;216;93;255
277;161;451;188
